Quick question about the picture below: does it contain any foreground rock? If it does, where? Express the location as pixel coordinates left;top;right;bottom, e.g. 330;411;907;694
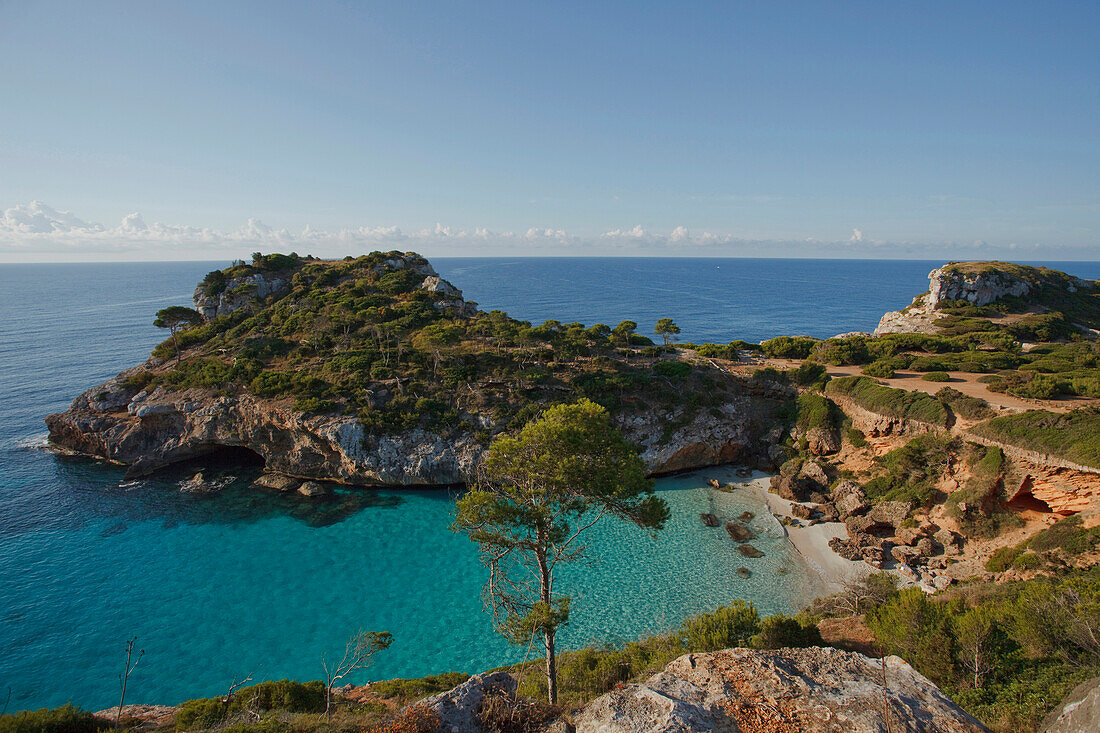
1041;676;1100;733
573;647;988;732
419;671;516;733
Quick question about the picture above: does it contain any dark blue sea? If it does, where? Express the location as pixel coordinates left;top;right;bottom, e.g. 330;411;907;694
2;258;1098;711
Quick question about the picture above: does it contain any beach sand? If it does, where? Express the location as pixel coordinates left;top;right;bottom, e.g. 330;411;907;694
744;477;872;597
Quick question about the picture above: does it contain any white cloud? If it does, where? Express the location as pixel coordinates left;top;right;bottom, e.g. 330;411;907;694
1;201;1090;262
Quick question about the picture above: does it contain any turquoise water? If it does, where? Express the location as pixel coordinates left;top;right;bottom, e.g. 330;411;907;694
3;258;1098;711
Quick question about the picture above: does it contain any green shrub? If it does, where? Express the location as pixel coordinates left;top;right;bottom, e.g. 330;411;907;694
760;336;818;359
1026;515;1100;555
749;614;822;649
862;360;895;379
1012;552;1042;570
847;428;868;448
368;673;469;703
0;705;106;733
986;545;1024;572
653;361;691;380
681;600;760;651
922;371;952;382
936;387;996;421
868;588;956;684
811;336;872;366
176;680;325;730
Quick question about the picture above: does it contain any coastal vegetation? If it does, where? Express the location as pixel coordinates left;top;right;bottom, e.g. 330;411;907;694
824;375;951;427
972;408;1100;469
136;252;763;446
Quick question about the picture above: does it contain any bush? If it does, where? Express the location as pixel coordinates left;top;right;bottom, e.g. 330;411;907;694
680;600;760;651
749;614;822;649
760;336;818;359
366;704;440;733
985;545;1024;572
936;387;996;421
653;361;691;380
371;673;469;703
847;428;868;448
922;371;952;382
1012;552;1042;570
176;680;325;730
862;360;895;379
0;706;106;733
868;588;956;684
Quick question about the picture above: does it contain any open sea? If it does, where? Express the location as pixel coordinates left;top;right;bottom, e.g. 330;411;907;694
2;257;1098;711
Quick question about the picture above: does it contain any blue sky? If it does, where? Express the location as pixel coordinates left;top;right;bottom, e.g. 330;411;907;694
1;1;1098;261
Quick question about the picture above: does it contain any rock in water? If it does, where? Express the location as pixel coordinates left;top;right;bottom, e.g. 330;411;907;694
736;567;751;579
418;671;516;733
725;520;756;542
736;543;764;558
573;647;988;732
297;480;333;497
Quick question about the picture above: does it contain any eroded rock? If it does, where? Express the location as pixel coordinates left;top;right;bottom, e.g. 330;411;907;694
573;647;988;732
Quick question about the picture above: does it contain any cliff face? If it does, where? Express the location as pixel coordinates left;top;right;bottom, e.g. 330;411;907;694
45;367;788;486
875;262;1095;336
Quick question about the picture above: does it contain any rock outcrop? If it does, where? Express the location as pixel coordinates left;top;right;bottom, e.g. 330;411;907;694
1042;676;1100;733
419;671;516;733
875;262;1095;336
46;375;785;485
573;647;988;732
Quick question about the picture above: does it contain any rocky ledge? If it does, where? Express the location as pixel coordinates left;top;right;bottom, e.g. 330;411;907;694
573;646;988;732
44;369;787;486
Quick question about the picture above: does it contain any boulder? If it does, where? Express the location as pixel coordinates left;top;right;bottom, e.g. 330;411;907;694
837;492;869;518
892;545;922;565
828;537;864;561
818;502;841;522
1042;676;1100;733
572;647;987;733
867;501;913;529
846;515;890;538
805;426;841;456
724;520;757;542
808;491;829;505
800;460;829;486
790;503;815;520
252;472;301;492
894;525;925;546
297;480;334;498
736;543;764;558
916;537;941;557
935;528;964;555
419;671;516;733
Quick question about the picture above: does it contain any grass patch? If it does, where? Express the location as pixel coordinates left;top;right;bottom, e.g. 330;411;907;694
825;376;951;428
972;408;1100;469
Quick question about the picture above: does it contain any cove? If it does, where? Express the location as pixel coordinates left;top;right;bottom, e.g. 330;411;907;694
0;458;813;712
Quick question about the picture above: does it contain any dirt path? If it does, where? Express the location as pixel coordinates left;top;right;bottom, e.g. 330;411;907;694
728;354;1096;415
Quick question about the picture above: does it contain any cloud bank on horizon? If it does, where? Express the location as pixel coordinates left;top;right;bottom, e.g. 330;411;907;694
0;201;1091;263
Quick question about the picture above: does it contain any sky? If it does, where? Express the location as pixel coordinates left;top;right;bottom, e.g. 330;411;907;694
1;0;1098;262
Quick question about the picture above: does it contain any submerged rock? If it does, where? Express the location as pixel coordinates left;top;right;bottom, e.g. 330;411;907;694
573;647;988;732
736;543;764;558
725;520;756;542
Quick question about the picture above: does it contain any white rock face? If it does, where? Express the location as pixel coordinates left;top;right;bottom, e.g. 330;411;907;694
419;671;516;733
574;647;988;733
193;272;290;320
929;267;1031;307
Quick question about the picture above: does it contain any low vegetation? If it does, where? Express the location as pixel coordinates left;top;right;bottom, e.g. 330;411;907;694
972;408;1100;469
825;376;951;428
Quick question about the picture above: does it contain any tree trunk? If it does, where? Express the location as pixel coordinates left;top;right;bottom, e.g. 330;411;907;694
536;529;558;706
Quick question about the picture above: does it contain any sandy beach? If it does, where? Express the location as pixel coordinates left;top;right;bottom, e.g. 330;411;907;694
742;477;872;597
